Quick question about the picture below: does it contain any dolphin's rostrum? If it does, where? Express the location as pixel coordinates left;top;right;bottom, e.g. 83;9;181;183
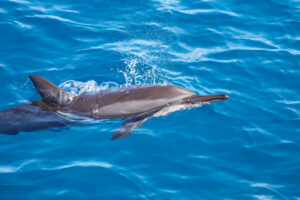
0;75;228;140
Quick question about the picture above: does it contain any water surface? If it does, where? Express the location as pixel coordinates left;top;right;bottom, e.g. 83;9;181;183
0;0;300;199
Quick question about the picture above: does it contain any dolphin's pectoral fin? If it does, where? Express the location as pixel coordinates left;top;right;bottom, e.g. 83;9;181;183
111;106;165;140
111;119;146;140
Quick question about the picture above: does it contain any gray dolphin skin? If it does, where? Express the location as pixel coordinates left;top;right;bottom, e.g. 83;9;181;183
0;75;228;140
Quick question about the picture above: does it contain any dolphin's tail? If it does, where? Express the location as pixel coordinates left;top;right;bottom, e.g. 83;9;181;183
30;75;73;106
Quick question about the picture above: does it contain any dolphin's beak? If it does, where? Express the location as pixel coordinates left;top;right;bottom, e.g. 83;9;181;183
184;94;229;104
201;94;229;102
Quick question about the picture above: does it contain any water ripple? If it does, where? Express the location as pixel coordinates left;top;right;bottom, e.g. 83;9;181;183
0;160;36;173
42;161;113;170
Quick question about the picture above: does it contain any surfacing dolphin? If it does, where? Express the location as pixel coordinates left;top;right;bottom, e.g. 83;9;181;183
0;75;228;140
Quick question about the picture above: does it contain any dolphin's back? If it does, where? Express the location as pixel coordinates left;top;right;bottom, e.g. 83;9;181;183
0;103;70;134
28;75;196;119
68;85;195;118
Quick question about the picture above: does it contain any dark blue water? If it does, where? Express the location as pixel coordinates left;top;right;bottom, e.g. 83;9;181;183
1;0;300;199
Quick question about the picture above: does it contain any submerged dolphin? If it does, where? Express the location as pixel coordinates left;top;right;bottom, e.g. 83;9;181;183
0;75;228;139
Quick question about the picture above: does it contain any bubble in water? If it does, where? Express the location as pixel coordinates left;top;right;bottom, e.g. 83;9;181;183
59;80;119;95
119;58;167;86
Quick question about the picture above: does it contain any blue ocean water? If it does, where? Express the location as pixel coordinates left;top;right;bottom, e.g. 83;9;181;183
0;0;300;199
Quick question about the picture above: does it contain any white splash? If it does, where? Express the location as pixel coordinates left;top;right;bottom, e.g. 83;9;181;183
119;58;164;86
86;39;168;85
59;80;119;96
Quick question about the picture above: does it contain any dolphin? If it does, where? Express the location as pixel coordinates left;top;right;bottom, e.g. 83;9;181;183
0;75;228;140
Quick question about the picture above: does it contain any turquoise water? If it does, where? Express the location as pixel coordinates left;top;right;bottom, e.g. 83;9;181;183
0;0;300;199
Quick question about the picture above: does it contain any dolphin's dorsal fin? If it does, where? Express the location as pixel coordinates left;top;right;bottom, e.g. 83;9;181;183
30;75;72;106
